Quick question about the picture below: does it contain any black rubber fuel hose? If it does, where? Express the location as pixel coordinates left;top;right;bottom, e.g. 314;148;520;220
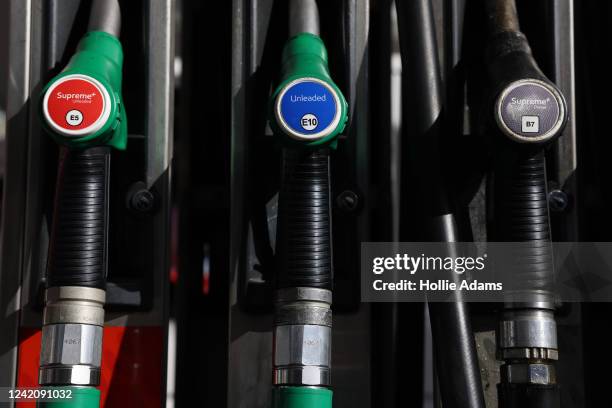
276;147;332;290
490;149;555;300
47;146;110;289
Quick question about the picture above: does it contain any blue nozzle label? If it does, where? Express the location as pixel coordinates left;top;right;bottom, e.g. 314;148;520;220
275;78;341;141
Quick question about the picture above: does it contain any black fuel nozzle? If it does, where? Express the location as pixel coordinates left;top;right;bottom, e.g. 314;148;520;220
483;0;567;308
484;0;567;150
481;1;567;407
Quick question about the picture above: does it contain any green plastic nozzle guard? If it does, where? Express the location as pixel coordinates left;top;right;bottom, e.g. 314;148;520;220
270;33;348;148
37;386;100;408
40;31;127;150
273;386;333;408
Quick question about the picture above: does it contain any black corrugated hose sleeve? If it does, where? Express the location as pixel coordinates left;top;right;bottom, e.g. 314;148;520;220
491;149;555;299
47;146;110;289
276;147;332;290
498;383;560;408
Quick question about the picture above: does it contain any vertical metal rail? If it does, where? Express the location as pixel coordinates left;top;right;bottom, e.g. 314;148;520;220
334;1;373;406
0;0;33;394
141;0;175;402
552;0;577;208
145;0;174;190
228;0;278;406
549;1;584;406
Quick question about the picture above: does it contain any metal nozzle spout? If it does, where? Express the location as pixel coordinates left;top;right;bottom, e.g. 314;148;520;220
289;0;320;37
485;0;520;34
88;0;121;37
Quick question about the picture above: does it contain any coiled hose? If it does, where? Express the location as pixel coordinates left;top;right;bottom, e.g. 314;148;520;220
491;149;555;303
47;146;110;289
276;148;332;290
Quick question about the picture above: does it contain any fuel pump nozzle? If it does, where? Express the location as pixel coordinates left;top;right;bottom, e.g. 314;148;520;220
482;0;568;406
37;0;126;406
269;1;347;406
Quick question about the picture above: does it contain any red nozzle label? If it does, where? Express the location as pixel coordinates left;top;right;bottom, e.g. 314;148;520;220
43;74;112;137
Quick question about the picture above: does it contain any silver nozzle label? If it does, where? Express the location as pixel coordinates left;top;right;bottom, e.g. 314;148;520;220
495;79;566;143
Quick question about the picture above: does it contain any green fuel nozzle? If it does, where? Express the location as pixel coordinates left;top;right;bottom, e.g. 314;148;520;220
270;33;348;147
41;30;127;150
269;14;346;408
38;7;126;407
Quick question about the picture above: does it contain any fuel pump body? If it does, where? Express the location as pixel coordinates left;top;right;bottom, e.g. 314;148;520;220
0;1;174;406
0;0;597;407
